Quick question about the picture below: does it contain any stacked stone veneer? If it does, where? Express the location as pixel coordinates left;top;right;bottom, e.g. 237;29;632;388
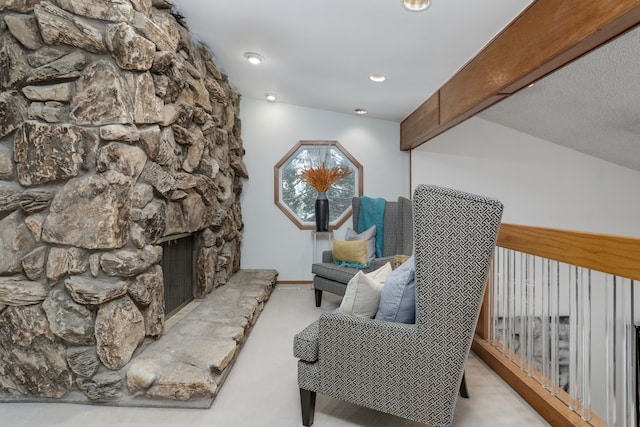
0;0;247;403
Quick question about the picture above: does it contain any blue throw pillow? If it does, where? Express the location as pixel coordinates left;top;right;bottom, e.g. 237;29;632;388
374;255;415;324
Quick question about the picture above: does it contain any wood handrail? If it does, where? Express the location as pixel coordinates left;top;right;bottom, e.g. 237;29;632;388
474;223;639;426
400;0;640;150
497;223;640;281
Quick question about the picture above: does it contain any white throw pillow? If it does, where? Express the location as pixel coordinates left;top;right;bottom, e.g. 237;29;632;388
366;262;392;282
339;263;392;318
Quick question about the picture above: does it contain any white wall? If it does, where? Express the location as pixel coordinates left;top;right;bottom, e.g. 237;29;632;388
411;116;640;238
412;117;640;420
239;98;410;281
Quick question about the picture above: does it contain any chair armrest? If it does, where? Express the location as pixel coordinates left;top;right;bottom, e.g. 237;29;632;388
321;250;334;263
314;312;425;411
318;312;416;365
370;256;394;270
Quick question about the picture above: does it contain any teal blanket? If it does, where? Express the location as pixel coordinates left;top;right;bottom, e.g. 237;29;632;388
358;196;385;258
333;261;370;269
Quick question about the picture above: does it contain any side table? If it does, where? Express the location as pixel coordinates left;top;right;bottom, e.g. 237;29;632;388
311;231;333;265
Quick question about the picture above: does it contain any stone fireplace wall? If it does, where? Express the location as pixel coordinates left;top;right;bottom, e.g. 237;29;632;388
0;0;246;401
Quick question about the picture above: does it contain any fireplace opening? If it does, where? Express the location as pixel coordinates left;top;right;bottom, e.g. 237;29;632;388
160;233;195;318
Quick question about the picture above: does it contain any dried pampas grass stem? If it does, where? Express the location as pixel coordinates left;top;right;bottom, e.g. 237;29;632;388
299;162;352;193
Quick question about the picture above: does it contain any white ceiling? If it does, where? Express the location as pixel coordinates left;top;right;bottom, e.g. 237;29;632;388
171;1;640;173
172;0;533;122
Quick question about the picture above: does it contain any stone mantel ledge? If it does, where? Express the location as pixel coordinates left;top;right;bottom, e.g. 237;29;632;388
0;269;278;409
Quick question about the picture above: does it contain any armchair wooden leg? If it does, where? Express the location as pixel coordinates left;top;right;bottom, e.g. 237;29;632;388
314;289;322;307
300;388;316;426
459;371;469;398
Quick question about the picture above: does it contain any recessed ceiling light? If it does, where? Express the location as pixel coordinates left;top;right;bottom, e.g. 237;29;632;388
265;93;277;102
244;52;264;65
369;74;386;83
402;0;431;12
355;109;367;115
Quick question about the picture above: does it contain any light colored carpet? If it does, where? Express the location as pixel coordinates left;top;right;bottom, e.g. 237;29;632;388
2;285;549;427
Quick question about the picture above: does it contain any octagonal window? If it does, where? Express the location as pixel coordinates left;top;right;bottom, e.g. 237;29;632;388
274;140;363;230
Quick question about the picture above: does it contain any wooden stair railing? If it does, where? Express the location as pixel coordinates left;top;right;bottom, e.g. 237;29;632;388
473;223;640;427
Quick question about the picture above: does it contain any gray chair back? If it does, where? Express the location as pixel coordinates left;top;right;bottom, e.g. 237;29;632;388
352;196;413;257
413;184;503;425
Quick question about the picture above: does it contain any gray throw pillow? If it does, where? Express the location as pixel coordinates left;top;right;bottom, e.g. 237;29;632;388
345;225;376;263
374;255;415;324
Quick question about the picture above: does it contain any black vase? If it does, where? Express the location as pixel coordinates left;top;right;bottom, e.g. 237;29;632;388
315;192;329;232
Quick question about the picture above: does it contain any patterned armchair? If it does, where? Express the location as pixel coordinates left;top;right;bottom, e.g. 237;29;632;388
293;184;503;426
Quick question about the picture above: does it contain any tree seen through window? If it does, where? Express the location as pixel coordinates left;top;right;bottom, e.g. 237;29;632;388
275;141;362;230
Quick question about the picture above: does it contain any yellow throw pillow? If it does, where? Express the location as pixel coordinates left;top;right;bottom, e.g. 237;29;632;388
332;238;368;265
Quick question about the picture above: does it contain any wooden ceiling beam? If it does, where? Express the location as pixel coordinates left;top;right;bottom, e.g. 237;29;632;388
400;0;640;151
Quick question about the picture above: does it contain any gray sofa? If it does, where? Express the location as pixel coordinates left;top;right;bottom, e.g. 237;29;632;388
311;196;413;307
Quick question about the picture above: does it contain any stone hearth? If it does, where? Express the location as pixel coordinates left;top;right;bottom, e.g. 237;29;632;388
0;0;253;407
0;269;278;407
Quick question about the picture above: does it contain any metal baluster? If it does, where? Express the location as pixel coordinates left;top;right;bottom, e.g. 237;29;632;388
629;280;636;427
527;255;535;378
507;250;515;359
619;276;628;427
569;265;579;410
621;278;635;427
542;258;550;389
501;247;509;351
491;248;501;346
499;247;506;349
504;249;510;353
550;260;560;396
521;252;528;370
488;249;495;343
576;267;584;415
579;268;591;421
605;275;616;427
